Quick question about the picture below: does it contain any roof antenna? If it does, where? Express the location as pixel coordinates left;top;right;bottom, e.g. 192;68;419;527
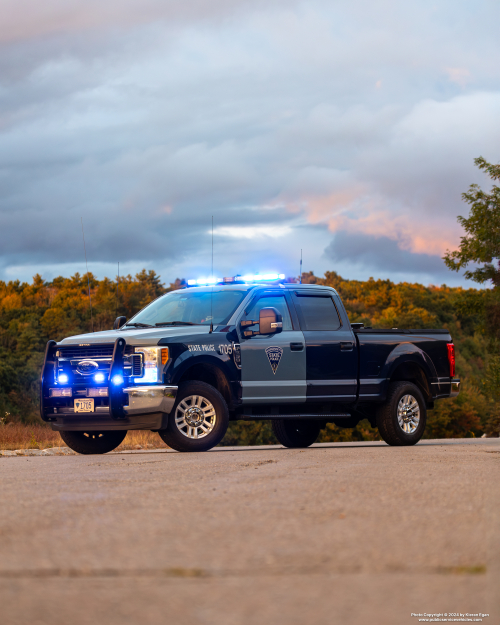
81;217;94;333
299;249;303;284
209;216;214;334
115;261;119;319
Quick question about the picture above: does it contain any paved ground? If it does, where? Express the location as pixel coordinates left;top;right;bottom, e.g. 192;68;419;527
1;439;499;625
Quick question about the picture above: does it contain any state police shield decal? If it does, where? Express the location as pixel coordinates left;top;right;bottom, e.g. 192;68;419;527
265;346;283;375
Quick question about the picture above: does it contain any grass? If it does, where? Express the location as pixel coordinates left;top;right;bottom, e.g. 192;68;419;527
0;423;169;451
436;565;487;575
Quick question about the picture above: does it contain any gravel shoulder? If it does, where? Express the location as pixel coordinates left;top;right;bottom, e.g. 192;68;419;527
1;439;499;625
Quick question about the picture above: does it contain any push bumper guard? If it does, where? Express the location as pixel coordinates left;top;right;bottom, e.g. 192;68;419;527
40;340;58;422
109;337;177;418
40;338;177;430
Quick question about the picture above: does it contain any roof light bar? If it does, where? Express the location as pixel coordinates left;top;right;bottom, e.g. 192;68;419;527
241;273;285;282
187;277;222;286
187;273;285;286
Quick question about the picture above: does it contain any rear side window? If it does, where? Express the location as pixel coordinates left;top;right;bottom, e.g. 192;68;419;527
294;294;341;331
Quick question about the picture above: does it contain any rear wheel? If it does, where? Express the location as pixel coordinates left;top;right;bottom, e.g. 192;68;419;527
376;381;426;446
159;381;229;452
59;430;127;455
272;419;321;448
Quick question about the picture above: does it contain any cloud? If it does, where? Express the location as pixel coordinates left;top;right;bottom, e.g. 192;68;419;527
0;0;499;285
445;67;471;89
324;231;449;282
0;0;291;44
281;91;500;257
214;225;293;239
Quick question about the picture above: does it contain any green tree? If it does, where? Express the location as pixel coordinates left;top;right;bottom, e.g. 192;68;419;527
444;157;500;285
444;157;500;436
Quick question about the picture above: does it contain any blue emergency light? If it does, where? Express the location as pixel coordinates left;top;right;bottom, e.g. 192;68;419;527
187;273;285;286
242;273;285;282
187;277;221;286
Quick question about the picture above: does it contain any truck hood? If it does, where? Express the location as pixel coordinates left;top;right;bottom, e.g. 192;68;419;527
58;325;212;348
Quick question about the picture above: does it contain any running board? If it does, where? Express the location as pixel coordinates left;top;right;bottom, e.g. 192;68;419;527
239;413;351;420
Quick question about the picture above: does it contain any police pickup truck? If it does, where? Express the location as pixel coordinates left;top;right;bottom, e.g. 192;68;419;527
40;279;460;454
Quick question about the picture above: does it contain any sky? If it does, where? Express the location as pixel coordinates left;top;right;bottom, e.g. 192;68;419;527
1;0;499;287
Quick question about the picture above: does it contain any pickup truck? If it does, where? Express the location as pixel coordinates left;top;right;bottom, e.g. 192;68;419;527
40;280;460;454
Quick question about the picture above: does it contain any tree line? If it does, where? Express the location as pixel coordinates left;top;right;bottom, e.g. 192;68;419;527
0;268;497;439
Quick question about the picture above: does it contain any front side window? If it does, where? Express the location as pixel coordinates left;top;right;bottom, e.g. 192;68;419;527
126;289;248;327
294;294;341;331
242;294;293;333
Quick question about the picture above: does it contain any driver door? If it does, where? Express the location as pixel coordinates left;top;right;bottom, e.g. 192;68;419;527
239;291;306;404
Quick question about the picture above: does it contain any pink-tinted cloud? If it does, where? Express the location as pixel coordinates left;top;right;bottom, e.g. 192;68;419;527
285;189;460;257
0;0;287;43
445;67;471;89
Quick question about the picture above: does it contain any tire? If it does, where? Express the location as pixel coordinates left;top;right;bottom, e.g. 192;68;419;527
158;381;229;452
59;430;127;455
272;419;321;448
376;381;427;446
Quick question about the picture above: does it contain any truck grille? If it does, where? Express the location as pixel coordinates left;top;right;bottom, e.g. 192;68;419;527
56;344;134;359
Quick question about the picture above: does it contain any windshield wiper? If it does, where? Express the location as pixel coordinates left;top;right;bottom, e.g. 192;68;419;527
124;322;154;329
155;321;201;327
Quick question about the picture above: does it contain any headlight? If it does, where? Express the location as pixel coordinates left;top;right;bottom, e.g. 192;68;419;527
134;347;169;383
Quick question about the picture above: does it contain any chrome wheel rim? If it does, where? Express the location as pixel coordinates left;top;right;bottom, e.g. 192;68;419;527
174;395;216;439
397;394;420;434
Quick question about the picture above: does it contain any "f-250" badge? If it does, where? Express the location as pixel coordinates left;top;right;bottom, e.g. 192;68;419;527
265;346;283;374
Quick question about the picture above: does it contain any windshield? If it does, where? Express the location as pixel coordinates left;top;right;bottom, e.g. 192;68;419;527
125;288;248;328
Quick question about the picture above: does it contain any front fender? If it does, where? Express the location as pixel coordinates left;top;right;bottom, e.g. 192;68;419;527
167;351;236;389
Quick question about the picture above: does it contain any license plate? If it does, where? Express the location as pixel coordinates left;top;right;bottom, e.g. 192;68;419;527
74;399;94;413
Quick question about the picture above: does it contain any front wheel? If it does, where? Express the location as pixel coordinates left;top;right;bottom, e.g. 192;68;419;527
158;381;229;452
59;430;127;455
272;419;321;448
376;381;427;446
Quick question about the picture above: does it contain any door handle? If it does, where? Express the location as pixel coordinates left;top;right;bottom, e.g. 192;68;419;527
290;342;304;351
340;342;354;351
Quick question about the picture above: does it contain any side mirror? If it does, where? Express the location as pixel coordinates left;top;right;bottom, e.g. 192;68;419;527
240;307;283;337
259;307;283;335
113;316;127;330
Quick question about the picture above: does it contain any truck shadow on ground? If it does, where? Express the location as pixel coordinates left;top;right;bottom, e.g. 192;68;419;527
113;438;498;455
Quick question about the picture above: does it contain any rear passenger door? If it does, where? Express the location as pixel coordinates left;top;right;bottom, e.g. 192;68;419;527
291;291;357;403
